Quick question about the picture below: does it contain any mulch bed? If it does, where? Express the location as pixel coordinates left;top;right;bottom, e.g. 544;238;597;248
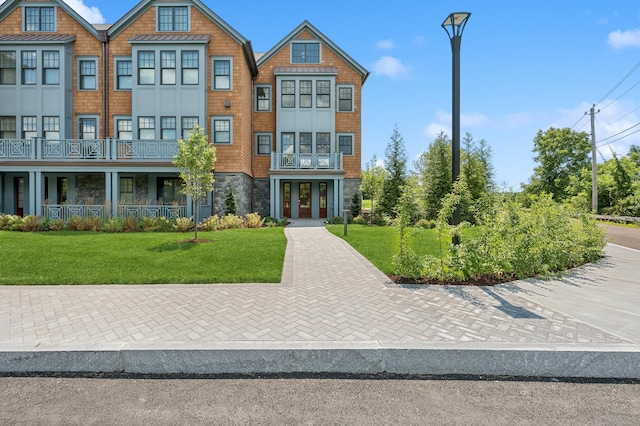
388;274;518;286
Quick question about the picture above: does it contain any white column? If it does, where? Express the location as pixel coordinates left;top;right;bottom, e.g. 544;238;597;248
105;172;112;218
34;171;42;216
111;172;119;218
28;171;36;215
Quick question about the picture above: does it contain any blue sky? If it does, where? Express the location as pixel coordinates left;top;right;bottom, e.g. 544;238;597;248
7;0;640;189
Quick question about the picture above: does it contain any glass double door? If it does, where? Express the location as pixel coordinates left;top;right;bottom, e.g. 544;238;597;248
282;182;327;219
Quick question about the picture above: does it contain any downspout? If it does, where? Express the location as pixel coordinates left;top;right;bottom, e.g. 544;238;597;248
99;30;109;139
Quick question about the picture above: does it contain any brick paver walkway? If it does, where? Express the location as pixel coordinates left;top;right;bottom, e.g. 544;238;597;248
0;220;633;347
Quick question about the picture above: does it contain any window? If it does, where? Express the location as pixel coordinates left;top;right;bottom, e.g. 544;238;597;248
21;51;36;85
256;133;271;155
338;135;353;156
138;117;155;139
281;80;295;108
300;80;312;108
158;6;188;32
42;51;59;85
0;117;16;139
79;59;96;89
22;116;37;139
213;59;230;90
316;80;330;108
181;51;198;85
116;60;132;90
25;7;55;32
338;85;353;112
181;117;198;139
117;118;132;140
43;116;59;139
256;85;271;111
161;117;176;140
79;118;97;139
291;42;320;64
299;132;312;154
282;133;295;154
138;51;155;85
157;177;185;204
212;118;231;144
0;51;16;85
120;177;134;204
316;132;330;154
161;51;176;85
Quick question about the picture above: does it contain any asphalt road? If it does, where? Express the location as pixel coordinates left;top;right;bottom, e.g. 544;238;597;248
1;376;639;425
602;223;640;250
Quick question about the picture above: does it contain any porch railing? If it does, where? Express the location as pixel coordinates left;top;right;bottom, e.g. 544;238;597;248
0;138;178;161
42;204;187;221
270;152;343;171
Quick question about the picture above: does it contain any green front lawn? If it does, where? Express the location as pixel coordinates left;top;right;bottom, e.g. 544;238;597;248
0;228;287;285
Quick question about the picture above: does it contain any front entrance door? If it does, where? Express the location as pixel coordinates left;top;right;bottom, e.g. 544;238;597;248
319;182;327;218
14;177;24;216
283;182;291;218
298;182;311;218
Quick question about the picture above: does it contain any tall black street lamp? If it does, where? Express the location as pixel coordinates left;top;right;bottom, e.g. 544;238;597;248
442;12;471;245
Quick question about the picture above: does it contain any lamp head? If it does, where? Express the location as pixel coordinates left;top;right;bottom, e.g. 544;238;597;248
442;12;471;39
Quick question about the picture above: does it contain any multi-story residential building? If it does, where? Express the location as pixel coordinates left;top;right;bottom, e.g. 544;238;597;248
0;0;368;221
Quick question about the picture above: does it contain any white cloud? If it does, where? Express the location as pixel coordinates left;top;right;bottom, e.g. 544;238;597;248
461;112;489;127
411;35;426;45
0;0;105;23
608;28;640;49
65;0;105;24
373;56;409;80
375;39;395;50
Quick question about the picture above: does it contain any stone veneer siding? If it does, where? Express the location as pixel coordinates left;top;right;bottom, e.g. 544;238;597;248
214;172;253;217
344;179;362;216
76;174;105;205
253;178;271;218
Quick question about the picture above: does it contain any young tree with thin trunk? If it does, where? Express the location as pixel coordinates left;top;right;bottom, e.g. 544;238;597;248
173;125;217;241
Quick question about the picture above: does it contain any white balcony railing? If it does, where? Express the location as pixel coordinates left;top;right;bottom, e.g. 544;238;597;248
0;138;178;161
270;152;343;171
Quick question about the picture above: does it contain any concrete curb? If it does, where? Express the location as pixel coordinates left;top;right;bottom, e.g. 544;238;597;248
2;342;639;379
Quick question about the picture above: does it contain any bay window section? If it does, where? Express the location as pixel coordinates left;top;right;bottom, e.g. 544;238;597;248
21;51;36;85
0;51;16;85
138;51;155;85
281;80;295;108
161;51;176;85
138;117;155;140
316;80;330;108
181;51;198;85
316;132;330;154
43;116;60;139
300;80;312;108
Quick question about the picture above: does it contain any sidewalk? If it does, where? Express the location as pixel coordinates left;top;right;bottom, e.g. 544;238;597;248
1;220;639;378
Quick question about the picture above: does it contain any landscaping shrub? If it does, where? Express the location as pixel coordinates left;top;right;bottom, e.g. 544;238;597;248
219;214;244;229
245;212;265;228
173;217;193;232
200;214;219;231
415;219;436;229
66;215;102;232
21;215;45;232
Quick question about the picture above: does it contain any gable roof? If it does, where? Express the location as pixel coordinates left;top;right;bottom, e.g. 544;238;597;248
0;0;103;40
257;20;369;84
107;0;256;76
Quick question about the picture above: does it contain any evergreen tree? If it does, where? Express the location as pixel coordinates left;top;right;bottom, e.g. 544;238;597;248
225;188;238;215
414;131;452;219
350;191;362;218
360;155;386;224
380;125;408;218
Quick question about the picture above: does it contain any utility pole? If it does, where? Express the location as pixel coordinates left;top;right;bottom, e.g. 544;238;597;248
586;104;599;213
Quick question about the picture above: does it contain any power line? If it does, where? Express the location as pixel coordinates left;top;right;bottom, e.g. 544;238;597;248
596;59;640;105
596;121;640;146
599;78;640;111
597;127;640;148
605;104;640;126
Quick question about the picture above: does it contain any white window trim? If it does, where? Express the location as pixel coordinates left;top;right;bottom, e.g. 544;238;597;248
76;56;98;91
337;133;355;156
211;56;233;91
255;132;272;155
156;5;191;32
337;84;355;112
211;115;233;144
255;84;272;112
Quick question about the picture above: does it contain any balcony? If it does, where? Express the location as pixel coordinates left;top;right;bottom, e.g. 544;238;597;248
270;152;343;171
42;204;188;221
0;138;178;162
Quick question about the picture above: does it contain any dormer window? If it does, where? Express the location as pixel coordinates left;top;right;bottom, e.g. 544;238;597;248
24;7;55;32
291;42;320;64
158;6;189;32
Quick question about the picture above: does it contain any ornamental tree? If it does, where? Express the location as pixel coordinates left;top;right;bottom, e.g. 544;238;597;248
173;125;216;240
